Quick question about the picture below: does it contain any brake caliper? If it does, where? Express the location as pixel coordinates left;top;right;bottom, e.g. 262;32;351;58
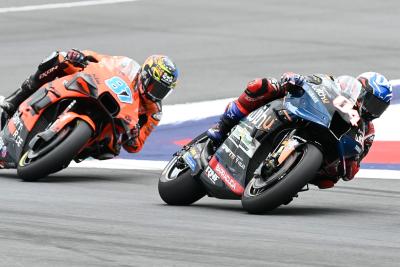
260;135;305;177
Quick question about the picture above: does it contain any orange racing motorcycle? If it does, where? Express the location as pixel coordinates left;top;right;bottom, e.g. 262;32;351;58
0;59;139;181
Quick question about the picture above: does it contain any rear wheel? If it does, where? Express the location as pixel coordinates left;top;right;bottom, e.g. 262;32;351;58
17;120;93;181
241;144;322;214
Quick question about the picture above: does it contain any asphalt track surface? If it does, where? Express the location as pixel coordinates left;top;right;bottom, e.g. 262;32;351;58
0;0;399;266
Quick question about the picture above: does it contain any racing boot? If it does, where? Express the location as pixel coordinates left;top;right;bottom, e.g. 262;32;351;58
310;164;339;189
207;101;246;145
313;179;337;189
0;96;7;130
0;51;62;127
0;77;37;118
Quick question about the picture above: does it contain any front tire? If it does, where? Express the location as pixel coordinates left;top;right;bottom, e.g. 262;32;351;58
158;156;206;205
17;120;93;181
241;144;322;214
158;132;209;205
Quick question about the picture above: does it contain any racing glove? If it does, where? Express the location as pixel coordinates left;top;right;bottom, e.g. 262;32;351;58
280;72;305;87
123;124;140;147
66;49;87;68
343;159;360;181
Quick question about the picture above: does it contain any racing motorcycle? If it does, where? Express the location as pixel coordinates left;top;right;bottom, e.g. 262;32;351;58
159;74;363;214
0;58;139;181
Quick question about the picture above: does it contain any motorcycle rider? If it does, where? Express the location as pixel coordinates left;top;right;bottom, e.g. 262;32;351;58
207;72;392;189
0;49;178;153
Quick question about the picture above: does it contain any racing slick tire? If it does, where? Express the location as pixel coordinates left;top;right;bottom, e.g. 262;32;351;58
241;144;322;214
158;155;206;206
17;120;93;181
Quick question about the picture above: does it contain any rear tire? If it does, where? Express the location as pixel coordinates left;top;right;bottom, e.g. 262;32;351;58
17;120;93;181
241;144;322;214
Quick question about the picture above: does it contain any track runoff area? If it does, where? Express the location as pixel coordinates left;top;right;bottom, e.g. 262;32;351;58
71;81;400;180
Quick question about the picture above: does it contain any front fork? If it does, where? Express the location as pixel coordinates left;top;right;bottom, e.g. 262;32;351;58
27;100;95;153
176;136;213;176
256;129;306;178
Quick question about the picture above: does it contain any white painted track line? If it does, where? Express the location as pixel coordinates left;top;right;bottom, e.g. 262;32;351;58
0;0;140;13
69;159;400;179
70;159;168;171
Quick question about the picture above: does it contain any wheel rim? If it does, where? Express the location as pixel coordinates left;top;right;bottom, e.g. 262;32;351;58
246;150;304;197
163;156;189;181
162;134;209;182
19;127;71;167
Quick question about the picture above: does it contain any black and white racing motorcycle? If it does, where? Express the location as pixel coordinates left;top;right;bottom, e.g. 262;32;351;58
158;74;363;214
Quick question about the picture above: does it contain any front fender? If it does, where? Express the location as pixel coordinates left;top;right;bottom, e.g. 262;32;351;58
26;112;96;157
50;112;96;133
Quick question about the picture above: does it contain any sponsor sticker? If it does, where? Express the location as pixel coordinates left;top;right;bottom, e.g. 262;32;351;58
39;65;59;80
209;157;244;195
247;106;269;129
308;89;320;103
205;165;220;184
312;86;330;104
228;125;260;158
11;112;24;147
261;115;278;131
221;144;246;170
183;152;197;171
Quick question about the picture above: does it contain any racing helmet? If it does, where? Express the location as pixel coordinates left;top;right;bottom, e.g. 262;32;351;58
356;72;392;121
139;55;178;102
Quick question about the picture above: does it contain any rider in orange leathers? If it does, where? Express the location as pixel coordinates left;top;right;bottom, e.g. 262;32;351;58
0;49;179;153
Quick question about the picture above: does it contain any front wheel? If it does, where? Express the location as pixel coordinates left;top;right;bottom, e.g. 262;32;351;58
17;120;93;181
158;132;209;205
241;144;322;214
158;155;206;205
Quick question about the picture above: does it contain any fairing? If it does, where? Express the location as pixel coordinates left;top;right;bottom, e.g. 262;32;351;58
198;74;362;198
199;101;288;199
0;62;140;166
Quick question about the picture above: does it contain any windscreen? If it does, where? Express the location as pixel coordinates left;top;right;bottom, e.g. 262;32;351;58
336;75;361;105
333;75;361;126
100;56;140;82
285;74;361;128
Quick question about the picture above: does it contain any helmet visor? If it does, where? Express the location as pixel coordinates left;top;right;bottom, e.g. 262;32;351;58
145;76;172;101
362;90;390;119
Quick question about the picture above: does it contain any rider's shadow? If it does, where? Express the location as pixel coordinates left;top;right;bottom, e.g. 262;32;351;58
184;201;361;216
264;206;360;216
